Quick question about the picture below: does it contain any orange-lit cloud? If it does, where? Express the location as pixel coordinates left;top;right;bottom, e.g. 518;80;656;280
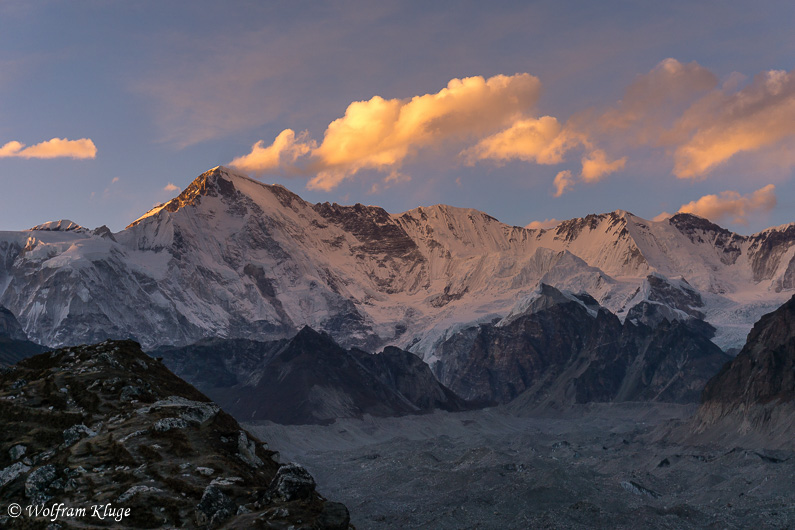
307;73;541;190
0;138;96;159
462;116;575;165
580;149;626;182
672;69;795;178
230;74;542;190
676;184;776;225
552;170;574;197
586;59;795;180
230;61;795;195
573;59;795;181
229;129;314;176
163;183;179;192
525;218;560;229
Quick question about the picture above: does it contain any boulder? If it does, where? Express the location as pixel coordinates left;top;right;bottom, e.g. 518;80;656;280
267;463;316;502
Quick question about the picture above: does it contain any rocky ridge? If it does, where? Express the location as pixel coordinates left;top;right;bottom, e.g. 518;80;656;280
693;295;795;448
0;340;350;528
433;284;730;406
154;326;472;425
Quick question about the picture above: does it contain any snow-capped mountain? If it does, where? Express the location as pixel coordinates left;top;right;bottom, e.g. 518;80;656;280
0;166;793;356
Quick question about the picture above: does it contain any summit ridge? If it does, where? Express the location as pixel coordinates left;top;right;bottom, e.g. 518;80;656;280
0;166;793;356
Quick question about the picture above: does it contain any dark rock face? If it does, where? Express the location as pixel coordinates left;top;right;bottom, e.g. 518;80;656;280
0;307;27;342
354;345;472;411
434;285;729;406
669;213;743;265
155;327;471;425
0;340;349;528
643;274;705;319
0;306;45;366
747;225;795;286
701;295;795;409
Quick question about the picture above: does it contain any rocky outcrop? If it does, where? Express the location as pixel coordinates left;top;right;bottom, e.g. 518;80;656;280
0;340;350;528
694;295;795;447
155;326;472;425
434;284;730;407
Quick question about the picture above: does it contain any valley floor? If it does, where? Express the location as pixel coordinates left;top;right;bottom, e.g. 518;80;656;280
246;404;795;529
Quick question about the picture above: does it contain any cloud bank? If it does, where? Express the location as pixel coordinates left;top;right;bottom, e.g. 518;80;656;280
0;138;96;159
672;70;795;178
230;60;795;204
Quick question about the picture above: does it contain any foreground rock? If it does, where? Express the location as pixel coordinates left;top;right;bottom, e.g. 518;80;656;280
0;340;350;528
694;295;795;449
155;326;472;425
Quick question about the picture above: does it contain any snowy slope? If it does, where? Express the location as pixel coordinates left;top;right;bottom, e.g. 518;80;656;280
0;166;793;356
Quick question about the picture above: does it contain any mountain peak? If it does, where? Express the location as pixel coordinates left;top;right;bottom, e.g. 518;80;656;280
668;212;731;236
611;209;636;219
498;283;600;326
29;219;86;232
127;167;252;228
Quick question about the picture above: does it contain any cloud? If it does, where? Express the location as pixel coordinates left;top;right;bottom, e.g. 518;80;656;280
580;149;626;182
230;61;795;195
229;129;314;176
462;116;575;165
307;73;542;190
0;138;96;159
652;211;672;222
571;59;795;181
593;58;717;143
111;177;120;184
163;183;179;192
585;59;795;180
552;170;574;197
525;218;560;230
230;73;543;190
676;184;776;225
672;69;795;178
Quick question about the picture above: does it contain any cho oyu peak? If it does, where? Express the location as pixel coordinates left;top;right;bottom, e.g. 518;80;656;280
0;166;793;356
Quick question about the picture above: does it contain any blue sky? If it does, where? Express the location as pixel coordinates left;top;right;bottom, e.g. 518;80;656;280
1;1;794;233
